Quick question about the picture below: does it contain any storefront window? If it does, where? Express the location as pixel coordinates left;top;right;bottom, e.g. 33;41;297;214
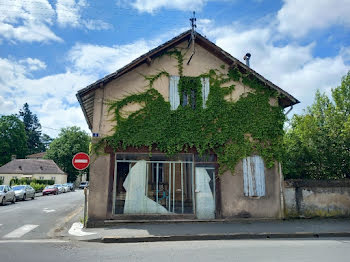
114;153;194;215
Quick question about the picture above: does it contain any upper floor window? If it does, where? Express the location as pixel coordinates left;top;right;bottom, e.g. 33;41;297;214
169;76;209;110
242;155;266;197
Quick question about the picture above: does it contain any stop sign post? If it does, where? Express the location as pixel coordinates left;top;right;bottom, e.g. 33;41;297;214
72;152;90;170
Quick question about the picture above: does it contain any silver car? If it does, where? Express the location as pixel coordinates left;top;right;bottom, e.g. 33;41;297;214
54;184;64;194
12;185;35;201
0;185;16;205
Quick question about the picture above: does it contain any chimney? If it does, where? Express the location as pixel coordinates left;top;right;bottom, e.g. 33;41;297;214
11;155;16;161
243;53;251;67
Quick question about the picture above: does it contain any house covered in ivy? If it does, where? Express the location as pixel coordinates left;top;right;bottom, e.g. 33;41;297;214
77;30;299;225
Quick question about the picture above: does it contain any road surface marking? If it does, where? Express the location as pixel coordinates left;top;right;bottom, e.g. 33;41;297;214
3;224;39;238
0;239;68;244
68;222;96;237
43;208;55;213
74;159;88;163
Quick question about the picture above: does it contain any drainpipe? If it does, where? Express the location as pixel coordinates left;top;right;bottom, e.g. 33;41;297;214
279;162;285;219
284;105;293;116
243;53;251;67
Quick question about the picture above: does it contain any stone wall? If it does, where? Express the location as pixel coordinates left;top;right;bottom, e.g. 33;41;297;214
284;180;350;218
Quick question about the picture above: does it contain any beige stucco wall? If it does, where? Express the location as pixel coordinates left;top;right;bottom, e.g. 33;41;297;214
220;161;282;218
88;151;110;221
0;173;67;185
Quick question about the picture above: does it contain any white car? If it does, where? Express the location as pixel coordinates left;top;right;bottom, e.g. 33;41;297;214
62;184;70;192
0;185;16;205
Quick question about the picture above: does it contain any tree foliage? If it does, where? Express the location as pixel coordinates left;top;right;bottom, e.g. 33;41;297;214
19;103;45;154
283;71;350;179
46;126;90;182
0;115;28;166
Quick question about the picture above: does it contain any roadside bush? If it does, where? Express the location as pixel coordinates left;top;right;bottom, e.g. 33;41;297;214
29;182;46;192
10;178;54;186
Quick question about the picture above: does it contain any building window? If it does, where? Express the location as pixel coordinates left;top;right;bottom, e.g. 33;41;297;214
39;176;44;180
0;176;4;182
12;176;17;179
242;155;266;197
152;163;164;183
51;177;55;181
169;76;209;110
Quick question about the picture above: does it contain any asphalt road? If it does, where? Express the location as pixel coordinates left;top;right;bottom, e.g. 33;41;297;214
0;239;349;262
0;189;84;240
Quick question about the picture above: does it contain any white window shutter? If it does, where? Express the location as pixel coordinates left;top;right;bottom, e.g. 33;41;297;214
243;155;265;197
169;76;180;110
201;77;210;108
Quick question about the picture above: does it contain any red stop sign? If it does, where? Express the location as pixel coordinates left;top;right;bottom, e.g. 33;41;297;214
72;152;90;170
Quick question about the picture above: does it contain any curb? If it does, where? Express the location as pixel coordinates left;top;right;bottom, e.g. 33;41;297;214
84;232;350;243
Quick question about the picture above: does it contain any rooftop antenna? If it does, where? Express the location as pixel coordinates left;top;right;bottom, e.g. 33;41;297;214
190;11;197;33
187;11;197;65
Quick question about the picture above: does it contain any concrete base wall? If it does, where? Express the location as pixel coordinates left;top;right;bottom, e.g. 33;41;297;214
220;161;282;219
284;180;350;217
88;150;110;221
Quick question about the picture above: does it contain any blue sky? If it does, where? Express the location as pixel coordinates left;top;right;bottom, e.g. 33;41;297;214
0;0;349;137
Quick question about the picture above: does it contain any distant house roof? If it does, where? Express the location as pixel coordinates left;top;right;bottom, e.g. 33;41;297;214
0;159;65;175
26;152;46;159
76;30;300;130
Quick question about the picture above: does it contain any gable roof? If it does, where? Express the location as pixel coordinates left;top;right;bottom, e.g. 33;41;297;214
26;152;46;159
77;30;300;129
0;159;65;175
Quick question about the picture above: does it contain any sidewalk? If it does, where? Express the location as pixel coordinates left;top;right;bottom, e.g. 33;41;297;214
68;218;350;243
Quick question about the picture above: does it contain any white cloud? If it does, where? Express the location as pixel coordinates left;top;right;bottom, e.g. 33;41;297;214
0;0;111;43
68;40;158;75
56;0;112;30
0;95;16;114
56;0;85;27
0;0;61;43
82;19;112;30
119;0;208;13
200;22;349;113
19;58;47;71
278;0;350;38
0;56;95;136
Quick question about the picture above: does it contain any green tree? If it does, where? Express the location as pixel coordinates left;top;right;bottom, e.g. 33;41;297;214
283;71;350;179
0;115;28;166
19;103;45;154
41;133;53;149
45;126;90;182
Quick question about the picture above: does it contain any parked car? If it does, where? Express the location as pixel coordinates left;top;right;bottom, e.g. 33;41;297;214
42;185;58;196
79;181;89;189
54;184;64;194
62;183;70;192
12;185;35;201
0;185;16;205
66;183;75;191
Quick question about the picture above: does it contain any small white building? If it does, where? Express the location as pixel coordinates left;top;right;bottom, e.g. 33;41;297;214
0;159;67;185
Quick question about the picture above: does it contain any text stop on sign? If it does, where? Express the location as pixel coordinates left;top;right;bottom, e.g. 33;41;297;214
72;152;90;170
